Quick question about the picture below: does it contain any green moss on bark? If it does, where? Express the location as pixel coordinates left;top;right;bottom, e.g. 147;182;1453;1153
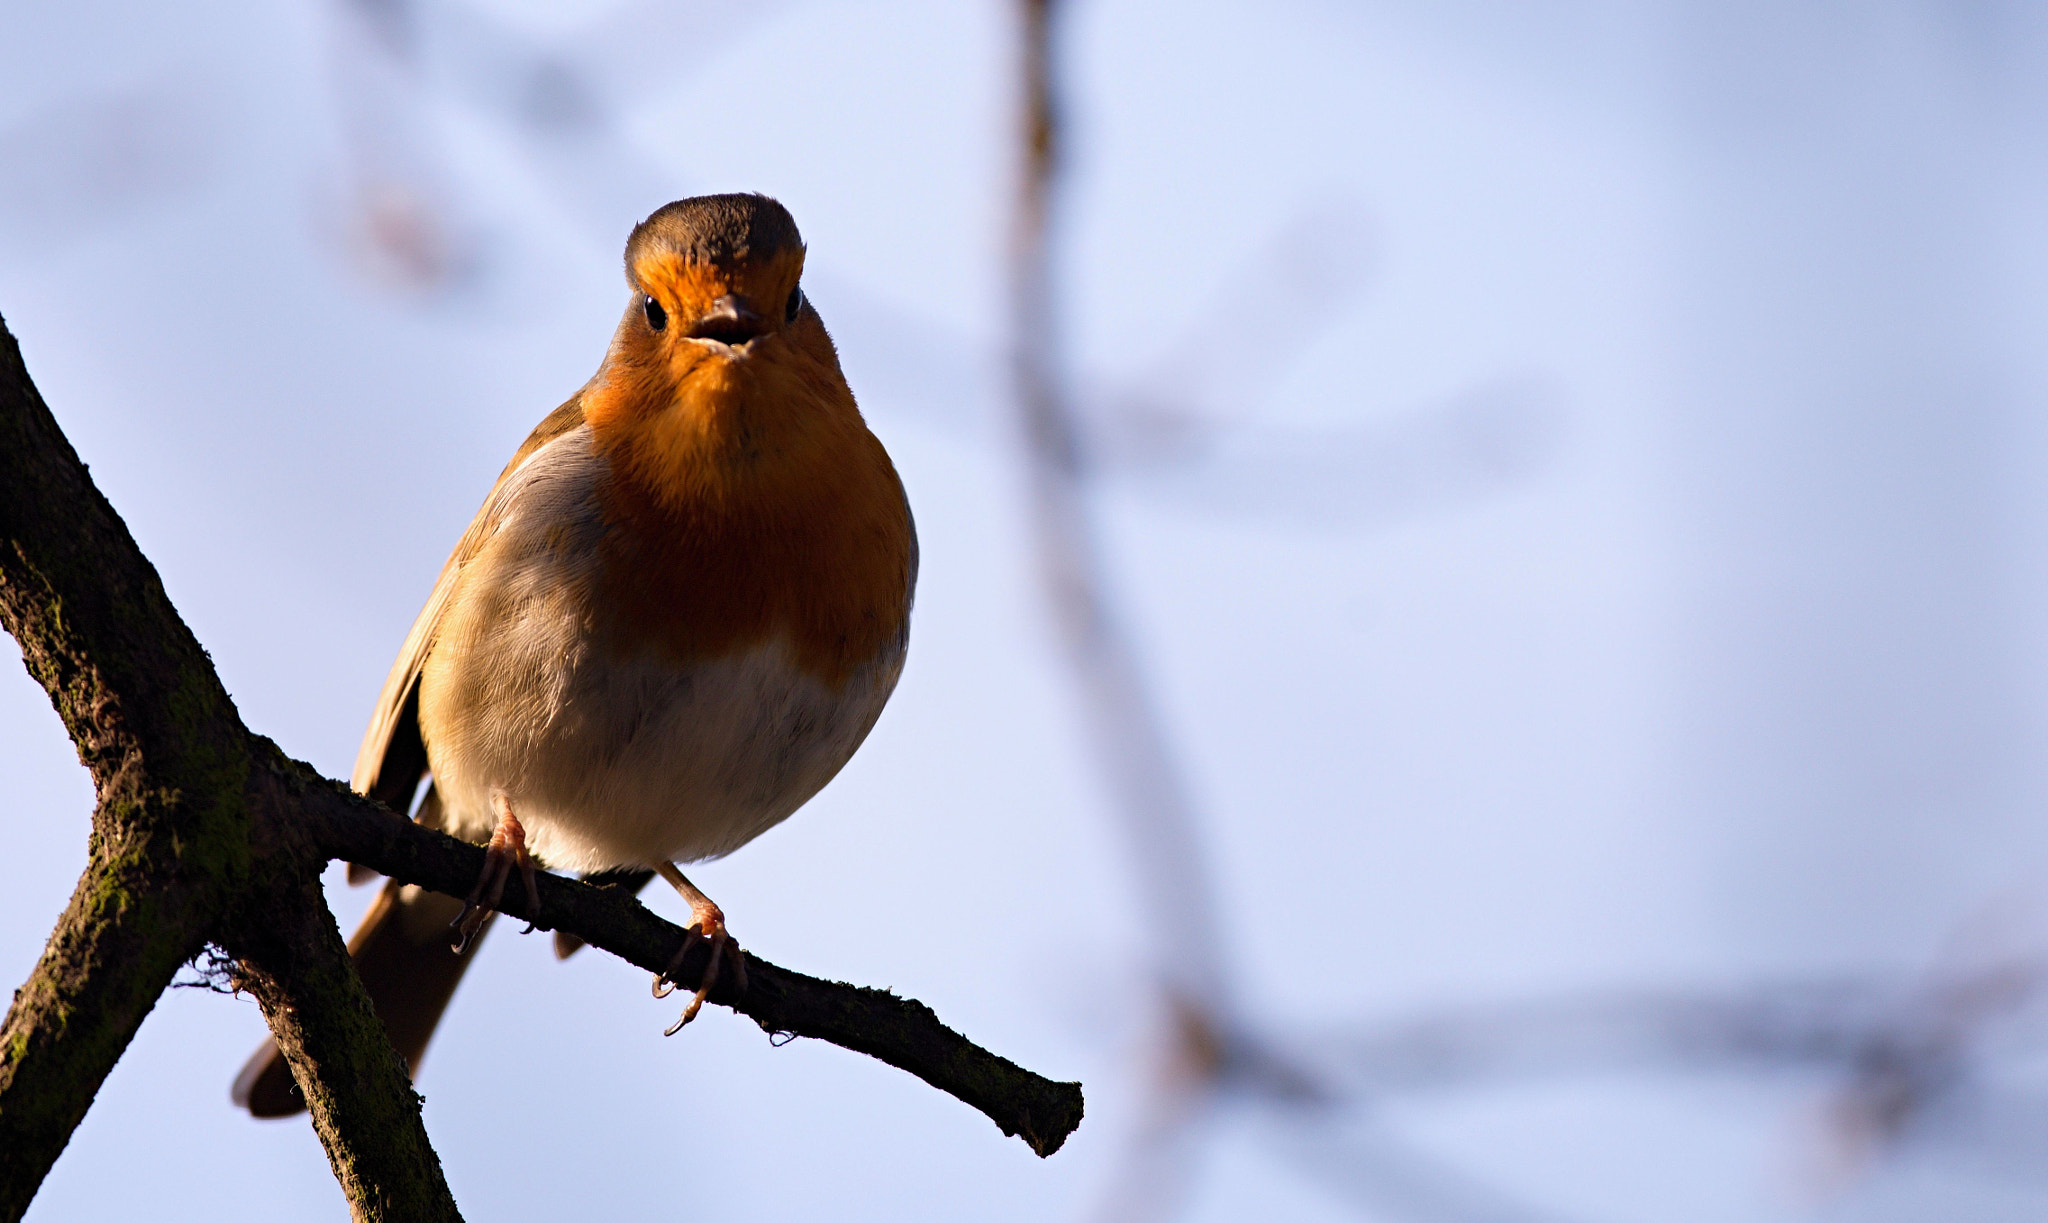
0;311;464;1223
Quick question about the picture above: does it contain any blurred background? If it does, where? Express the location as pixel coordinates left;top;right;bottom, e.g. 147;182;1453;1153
9;1;2048;1219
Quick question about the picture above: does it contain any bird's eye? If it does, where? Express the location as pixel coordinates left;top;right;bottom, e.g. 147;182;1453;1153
643;295;667;331
785;285;803;324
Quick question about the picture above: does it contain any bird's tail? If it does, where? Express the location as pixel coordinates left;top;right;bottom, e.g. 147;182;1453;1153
231;868;492;1118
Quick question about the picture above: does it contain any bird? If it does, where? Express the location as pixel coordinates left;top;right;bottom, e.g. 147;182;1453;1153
233;193;917;1117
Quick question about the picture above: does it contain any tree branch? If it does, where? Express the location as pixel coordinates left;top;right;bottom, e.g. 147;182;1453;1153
290;762;1086;1155
0;313;465;1221
0;844;213;1219
0;305;256;1215
222;842;462;1222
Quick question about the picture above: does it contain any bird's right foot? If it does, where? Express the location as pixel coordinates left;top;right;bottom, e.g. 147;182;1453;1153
451;794;540;952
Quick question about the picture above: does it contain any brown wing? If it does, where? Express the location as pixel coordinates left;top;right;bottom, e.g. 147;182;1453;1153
346;394;588;880
240;397;589;1116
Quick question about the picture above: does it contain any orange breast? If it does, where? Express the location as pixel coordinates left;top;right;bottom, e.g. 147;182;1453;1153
580;321;913;687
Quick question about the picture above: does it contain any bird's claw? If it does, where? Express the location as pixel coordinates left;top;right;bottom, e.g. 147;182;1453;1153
449;797;538;952
653;909;744;1033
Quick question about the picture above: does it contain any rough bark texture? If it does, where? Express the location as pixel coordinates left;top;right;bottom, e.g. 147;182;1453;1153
0;314;463;1222
0;849;214;1221
0;309;249;1219
223;850;461;1223
0;308;1081;1219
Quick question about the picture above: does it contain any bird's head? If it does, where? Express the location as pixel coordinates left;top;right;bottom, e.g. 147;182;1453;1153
620;193;809;360
587;194;864;504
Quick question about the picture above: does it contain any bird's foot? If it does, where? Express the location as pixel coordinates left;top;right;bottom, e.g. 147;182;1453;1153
450;795;540;952
652;863;748;1033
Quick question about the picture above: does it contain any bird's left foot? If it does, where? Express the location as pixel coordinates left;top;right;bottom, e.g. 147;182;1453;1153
451;794;541;952
653;863;748;1033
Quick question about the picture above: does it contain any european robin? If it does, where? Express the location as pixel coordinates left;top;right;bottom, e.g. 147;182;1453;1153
234;194;917;1116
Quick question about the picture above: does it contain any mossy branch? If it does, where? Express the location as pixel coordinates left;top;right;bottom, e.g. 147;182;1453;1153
221;845;462;1223
0;847;214;1221
0;312;462;1223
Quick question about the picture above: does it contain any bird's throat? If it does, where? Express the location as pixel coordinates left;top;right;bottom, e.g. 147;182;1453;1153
585;348;771;511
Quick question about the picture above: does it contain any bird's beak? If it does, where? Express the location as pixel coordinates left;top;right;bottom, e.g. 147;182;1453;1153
686;294;766;347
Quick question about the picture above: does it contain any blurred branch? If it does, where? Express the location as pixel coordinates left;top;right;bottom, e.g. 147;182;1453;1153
326;0;785;286
0;306;1079;1217
1245;958;2048;1209
1011;0;1224;1015
1316;979;1916;1092
1104;375;1565;527
1012;4;1265;1218
1302;962;2048;1111
337;0;1558;547
0;81;220;256
1078;199;1378;473
1000;3;2048;1217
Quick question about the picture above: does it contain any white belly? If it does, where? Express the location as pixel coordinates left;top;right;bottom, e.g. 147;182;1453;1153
414;441;903;871
425;634;899;872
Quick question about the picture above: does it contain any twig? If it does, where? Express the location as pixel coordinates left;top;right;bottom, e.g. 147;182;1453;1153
290;762;1086;1156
